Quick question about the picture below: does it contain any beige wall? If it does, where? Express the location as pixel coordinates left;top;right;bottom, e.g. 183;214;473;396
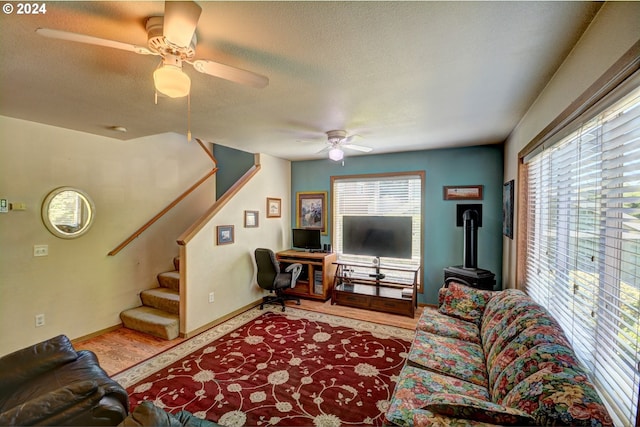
502;2;640;287
181;154;291;334
0;116;216;355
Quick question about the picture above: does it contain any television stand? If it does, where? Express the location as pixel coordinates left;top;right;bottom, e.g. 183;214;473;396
332;260;419;318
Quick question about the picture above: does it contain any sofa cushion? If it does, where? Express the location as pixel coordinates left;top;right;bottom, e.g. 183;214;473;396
492;343;582;403
412;408;500;427
481;295;548;359
487;323;572;390
485;312;565;372
438;282;493;326
0;335;78;397
501;367;613;426
422;393;535;426
416;307;480;344
481;289;528;334
385;365;490;427
408;330;488;388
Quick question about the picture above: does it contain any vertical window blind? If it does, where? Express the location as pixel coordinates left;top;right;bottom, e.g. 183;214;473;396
332;173;423;288
524;79;640;426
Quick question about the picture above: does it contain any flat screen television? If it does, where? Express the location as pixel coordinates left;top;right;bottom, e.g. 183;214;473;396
343;216;413;259
292;228;322;250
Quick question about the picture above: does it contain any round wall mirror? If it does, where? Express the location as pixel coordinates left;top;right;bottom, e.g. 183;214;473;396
41;187;95;239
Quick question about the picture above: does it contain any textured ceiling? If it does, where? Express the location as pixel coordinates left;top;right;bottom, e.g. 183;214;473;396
0;1;601;161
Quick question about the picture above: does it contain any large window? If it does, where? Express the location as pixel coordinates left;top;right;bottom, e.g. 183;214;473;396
331;172;424;290
522;76;640;426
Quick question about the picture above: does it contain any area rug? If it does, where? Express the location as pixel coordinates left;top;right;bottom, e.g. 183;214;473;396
113;307;414;426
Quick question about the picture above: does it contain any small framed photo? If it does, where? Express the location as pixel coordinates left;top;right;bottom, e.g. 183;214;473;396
443;185;483;200
216;225;234;245
266;198;281;218
244;210;259;228
296;191;328;235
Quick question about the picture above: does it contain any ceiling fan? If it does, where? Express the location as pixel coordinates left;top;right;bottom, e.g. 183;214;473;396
35;1;269;98
319;130;373;161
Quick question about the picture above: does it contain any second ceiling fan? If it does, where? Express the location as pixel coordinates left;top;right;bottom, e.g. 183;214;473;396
36;1;269;98
319;130;373;161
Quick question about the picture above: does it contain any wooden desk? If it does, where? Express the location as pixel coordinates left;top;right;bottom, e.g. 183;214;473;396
276;250;337;301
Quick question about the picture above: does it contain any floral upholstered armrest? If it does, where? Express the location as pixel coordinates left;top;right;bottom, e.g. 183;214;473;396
422;393;535;426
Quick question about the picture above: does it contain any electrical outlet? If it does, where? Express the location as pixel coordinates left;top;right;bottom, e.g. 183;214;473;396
208;292;215;303
35;314;45;327
33;245;48;257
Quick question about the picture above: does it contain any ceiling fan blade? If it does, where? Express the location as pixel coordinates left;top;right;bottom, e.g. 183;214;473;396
315;145;331;154
343;144;373;152
191;60;269;88
36;28;153;55
163;0;202;48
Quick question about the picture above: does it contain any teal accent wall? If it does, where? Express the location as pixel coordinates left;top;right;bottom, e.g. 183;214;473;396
213;144;255;199
291;145;504;305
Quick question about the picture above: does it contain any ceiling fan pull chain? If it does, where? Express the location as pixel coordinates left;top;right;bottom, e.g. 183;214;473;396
187;93;192;142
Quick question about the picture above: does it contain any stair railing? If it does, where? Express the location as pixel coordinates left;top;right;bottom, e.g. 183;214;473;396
177;153;261;246
108;138;217;256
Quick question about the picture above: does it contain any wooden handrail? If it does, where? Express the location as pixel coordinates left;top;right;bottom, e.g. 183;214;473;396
178;154;261;246
108;138;217;256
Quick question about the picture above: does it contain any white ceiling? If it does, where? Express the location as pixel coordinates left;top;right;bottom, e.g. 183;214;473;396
0;1;601;161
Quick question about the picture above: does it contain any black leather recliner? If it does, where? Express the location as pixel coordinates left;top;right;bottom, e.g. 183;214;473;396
0;334;129;426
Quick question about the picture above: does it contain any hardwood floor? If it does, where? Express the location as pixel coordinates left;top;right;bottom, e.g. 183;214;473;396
74;299;424;376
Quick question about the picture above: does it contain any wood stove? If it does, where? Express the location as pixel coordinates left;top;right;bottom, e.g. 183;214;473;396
444;207;496;290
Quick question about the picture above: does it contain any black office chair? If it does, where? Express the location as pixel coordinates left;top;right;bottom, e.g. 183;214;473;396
254;248;302;311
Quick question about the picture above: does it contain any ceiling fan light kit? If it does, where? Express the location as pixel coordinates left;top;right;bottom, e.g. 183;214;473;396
329;147;344;161
154;55;191;98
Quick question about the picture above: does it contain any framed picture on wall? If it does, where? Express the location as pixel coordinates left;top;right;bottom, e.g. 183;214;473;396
296;191;328;235
503;180;514;239
443;185;483;200
216;225;234;245
266;198;281;218
244;210;259;228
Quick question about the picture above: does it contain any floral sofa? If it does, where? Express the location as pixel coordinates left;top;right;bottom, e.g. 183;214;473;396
385;283;613;426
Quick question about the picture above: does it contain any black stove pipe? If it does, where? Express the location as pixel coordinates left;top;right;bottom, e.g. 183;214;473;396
463;209;478;269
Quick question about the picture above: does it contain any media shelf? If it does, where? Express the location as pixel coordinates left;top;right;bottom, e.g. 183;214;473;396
276;250;337;301
331;260;419;317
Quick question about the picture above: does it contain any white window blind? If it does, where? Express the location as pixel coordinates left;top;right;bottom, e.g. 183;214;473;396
332;173;423;287
524;80;640;426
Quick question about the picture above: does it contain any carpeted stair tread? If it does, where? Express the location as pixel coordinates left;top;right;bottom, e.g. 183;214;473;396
157;270;180;291
140;287;180;315
120;306;179;340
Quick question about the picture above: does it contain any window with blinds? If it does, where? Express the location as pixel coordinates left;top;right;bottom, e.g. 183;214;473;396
331;172;423;289
523;79;640;426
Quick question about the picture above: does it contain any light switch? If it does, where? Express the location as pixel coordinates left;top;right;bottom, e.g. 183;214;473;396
34;245;48;257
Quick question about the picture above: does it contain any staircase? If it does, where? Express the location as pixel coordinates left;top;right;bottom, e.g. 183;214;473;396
120;257;181;340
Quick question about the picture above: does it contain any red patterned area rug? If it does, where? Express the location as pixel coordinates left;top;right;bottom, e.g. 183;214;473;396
113;307;413;426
